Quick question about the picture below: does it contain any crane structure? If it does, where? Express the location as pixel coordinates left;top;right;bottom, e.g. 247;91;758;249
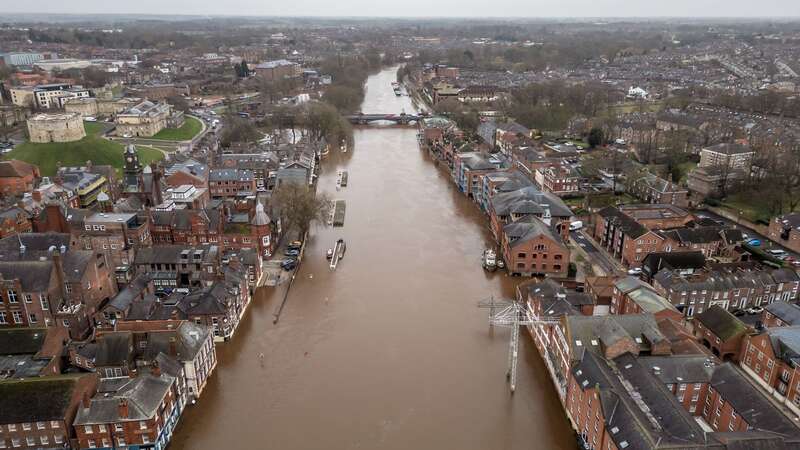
478;297;560;393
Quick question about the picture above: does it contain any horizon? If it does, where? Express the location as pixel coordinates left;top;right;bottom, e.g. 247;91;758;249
4;0;800;21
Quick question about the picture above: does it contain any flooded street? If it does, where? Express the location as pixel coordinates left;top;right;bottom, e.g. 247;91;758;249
170;67;574;450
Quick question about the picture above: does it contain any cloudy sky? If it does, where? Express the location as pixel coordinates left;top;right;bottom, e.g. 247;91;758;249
7;0;800;17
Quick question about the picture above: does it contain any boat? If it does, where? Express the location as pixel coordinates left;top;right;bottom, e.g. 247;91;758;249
337;238;346;259
326;248;334;260
483;249;497;271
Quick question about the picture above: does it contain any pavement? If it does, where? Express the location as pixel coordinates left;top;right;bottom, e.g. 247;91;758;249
570;229;623;276
695;209;800;260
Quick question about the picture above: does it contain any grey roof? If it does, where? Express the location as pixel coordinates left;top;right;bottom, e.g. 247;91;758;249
696;305;748;341
765;302;800;326
107;274;152;312
75;373;175;425
209;168;253;182
490;186;572;218
503;217;561;248
597;206;648;239
0;261;54;292
565;314;667;361
710;363;800;438
766;326;800;367
94;333;133;367
705;143;754;155
0;233;70;262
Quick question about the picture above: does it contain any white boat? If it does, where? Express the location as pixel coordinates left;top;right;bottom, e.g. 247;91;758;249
483;249;497;271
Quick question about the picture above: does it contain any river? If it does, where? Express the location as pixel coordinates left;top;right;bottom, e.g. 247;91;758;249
170;66;575;450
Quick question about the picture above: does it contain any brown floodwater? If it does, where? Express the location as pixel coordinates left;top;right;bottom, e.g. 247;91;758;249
169;67;575;450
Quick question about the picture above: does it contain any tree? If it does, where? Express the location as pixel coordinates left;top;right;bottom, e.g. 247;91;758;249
166;95;189;113
322;85;362;113
272;183;332;237
220;117;260;147
587;127;604;148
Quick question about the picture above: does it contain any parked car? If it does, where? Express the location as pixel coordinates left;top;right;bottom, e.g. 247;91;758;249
284;249;300;257
627;268;642;276
767;249;787;257
281;259;297;271
288;240;303;250
747;239;761;247
746;306;764;314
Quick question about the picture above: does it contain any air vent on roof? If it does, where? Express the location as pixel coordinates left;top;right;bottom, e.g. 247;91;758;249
620;442;629;448
611;427;619;434
575;340;582;346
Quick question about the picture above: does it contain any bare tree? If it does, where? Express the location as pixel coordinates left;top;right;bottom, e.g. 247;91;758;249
272;183;332;237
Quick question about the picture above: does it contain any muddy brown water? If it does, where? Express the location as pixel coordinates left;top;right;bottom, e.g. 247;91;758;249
169;67;575;450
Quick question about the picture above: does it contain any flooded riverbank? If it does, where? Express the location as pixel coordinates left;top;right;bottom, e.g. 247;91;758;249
169;66;575;450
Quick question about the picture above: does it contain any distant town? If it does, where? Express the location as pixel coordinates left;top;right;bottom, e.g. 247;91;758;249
0;15;799;450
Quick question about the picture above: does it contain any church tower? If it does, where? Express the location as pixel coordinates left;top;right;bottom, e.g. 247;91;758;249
123;144;142;191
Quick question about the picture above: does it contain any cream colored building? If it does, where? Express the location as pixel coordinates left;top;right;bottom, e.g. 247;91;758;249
115;100;171;137
27;112;86;143
9;87;35;107
65;97;142;118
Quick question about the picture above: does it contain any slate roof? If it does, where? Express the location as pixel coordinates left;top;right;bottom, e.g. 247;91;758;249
710;363;800;438
0;233;70;262
0;376;85;424
502;216;561;248
764;302;800;326
0;261;54;292
705;143;754;155
209;168;253;182
642;251;706;276
696;305;748;341
94;333;133;367
766;326;800;367
490;186;572;218
0;328;48;355
75;373;175;425
597;206;648;238
565;314;667;361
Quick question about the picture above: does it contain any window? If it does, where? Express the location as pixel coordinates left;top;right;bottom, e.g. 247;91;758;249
24;294;32;303
517;252;526;259
7;290;17;303
142;434;151;444
102;439;109;447
64;283;72;295
117;437;126;446
12;312;22;324
25;438;34;447
87;439;96;448
114;424;123;432
11;439;19;448
84;425;93;434
7;425;15;432
40;436;49;445
0;312;6;324
139;421;147;430
54;435;63;444
28;314;37;324
50;421;60;429
21;424;30;431
41;295;49;310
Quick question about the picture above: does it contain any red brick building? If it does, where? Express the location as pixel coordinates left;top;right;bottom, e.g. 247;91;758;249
693;305;750;362
500;217;570;277
740;326;800;416
0;160;40;199
0;374;99;450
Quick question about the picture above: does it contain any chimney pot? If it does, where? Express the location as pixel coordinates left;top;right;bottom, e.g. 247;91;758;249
118;398;129;419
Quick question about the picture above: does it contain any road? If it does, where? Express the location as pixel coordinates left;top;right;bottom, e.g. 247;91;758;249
571;229;621;275
695;210;800;261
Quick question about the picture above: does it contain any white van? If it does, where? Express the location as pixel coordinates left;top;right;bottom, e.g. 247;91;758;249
569;221;583;231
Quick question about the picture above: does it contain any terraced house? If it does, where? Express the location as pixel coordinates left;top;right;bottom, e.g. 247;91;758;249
653;266;800;317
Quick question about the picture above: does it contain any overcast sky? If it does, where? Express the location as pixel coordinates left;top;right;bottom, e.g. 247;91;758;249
7;0;800;18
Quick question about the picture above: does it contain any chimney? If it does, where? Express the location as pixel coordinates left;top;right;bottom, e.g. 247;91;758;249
151;361;161;377
52;251;68;299
82;391;91;409
168;337;177;356
118;398;129;419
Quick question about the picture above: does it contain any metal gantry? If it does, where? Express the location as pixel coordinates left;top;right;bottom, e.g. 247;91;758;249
478;296;560;393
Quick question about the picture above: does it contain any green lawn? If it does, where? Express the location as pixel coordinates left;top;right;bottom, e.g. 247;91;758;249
150;116;203;141
720;193;777;224
4;122;163;176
